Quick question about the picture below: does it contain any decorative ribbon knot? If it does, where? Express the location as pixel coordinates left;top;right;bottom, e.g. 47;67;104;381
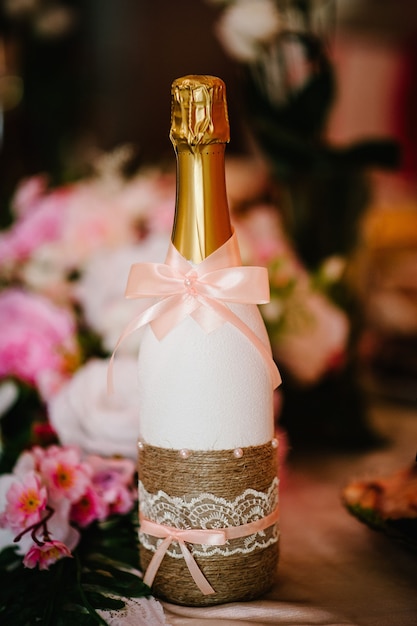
183;271;198;294
108;233;281;392
140;506;279;595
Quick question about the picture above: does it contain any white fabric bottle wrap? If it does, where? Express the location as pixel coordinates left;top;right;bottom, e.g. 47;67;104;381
138;304;274;449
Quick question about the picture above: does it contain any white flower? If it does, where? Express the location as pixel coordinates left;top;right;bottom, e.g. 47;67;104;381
77;234;169;355
260;297;284;323
320;255;346;283
20;243;71;298
47;357;140;460
215;0;282;62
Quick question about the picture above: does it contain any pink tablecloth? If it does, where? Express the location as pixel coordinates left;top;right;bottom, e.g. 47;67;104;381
161;401;417;626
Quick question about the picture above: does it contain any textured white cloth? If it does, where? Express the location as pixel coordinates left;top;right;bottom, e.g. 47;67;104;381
163;601;354;625
99;597;170;626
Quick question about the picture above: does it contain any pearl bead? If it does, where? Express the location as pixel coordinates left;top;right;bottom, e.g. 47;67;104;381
179;448;190;459
137;441;144;450
233;448;243;459
184;272;197;294
271;438;279;449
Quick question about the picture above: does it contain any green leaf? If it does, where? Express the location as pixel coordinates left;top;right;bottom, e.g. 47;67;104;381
83;591;125;611
0;383;46;474
0;545;20;569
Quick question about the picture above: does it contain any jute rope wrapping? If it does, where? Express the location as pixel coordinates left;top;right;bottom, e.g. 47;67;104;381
138;441;279;606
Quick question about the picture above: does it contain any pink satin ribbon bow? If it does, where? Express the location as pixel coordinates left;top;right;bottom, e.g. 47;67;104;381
108;233;281;391
140;507;279;595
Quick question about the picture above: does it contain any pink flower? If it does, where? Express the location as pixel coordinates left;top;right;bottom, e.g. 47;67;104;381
0;288;78;399
107;485;135;516
23;539;72;570
234;205;293;266
77;235;168;355
70;486;107;527
58;181;139;268
273;291;349;385
13;446;46;478
0;443;137;564
13;453;36;478
0;441;137;554
0;187;68;267
70;456;136;526
11;175;49;218
32;421;59;447
147;197;175;234
88;456;136;515
3;472;47;532
215;0;282;62
39;446;91;503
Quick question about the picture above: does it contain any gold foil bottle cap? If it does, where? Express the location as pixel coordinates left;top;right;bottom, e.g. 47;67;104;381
170;75;230;148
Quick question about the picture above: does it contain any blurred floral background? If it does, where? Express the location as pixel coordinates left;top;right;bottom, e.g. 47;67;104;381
1;0;417;455
0;0;416;620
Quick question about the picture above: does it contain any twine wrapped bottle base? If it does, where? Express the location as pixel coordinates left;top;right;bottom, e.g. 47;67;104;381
138;440;279;606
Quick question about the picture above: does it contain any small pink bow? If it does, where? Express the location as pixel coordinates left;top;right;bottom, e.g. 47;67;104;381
140;506;279;595
108;234;281;391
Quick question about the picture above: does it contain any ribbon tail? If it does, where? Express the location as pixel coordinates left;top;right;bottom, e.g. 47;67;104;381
200;297;282;389
107;294;186;394
225;507;280;540
142;536;172;589
178;540;216;596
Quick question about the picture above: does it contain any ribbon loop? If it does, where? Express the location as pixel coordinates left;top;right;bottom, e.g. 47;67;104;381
140;506;279;596
140;518;224;595
109;233;281;393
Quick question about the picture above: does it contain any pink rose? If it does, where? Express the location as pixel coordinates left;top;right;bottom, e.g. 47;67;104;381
0;187;68;269
0;288;78;399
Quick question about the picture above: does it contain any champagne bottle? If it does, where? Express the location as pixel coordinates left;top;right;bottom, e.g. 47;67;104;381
134;75;280;606
136;75;277;450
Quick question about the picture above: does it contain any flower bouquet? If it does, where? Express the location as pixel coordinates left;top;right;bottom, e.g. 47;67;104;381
0;160;176;623
0;444;147;624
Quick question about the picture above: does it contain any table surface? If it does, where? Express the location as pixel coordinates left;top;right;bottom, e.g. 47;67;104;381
159;400;417;626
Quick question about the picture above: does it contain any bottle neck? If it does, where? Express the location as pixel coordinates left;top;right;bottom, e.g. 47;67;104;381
171;144;233;263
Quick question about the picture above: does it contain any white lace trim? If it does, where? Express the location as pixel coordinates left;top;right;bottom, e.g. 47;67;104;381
139;477;279;558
